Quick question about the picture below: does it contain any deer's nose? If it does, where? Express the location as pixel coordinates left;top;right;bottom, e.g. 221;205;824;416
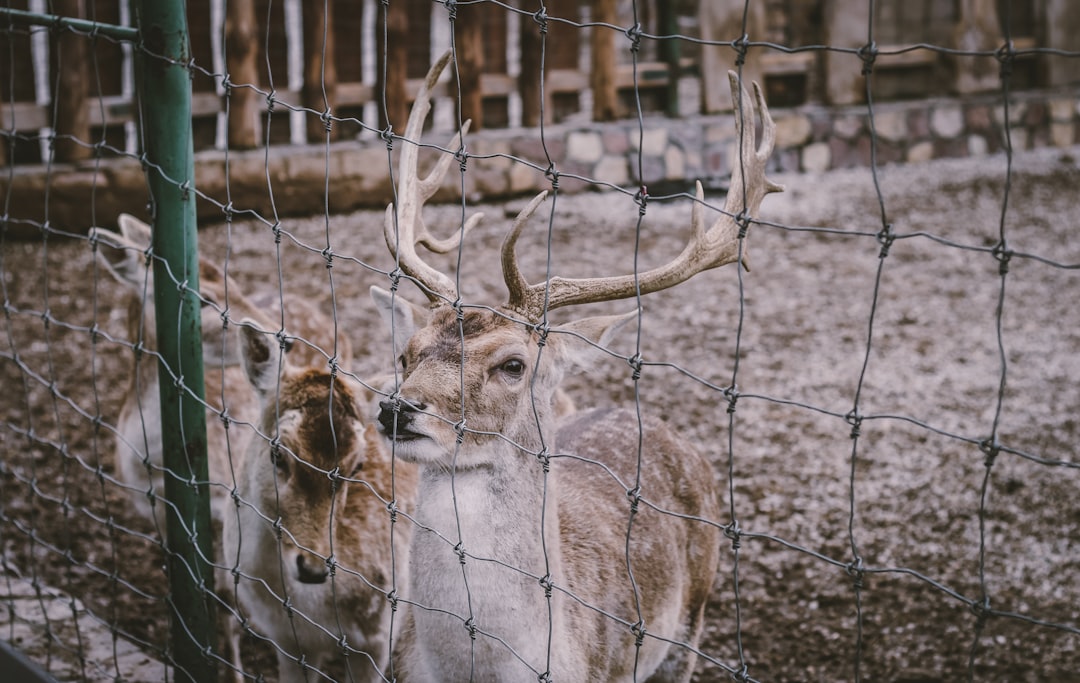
378;398;426;438
295;553;328;585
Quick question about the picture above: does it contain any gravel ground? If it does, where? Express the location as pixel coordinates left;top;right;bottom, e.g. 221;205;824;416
2;144;1079;682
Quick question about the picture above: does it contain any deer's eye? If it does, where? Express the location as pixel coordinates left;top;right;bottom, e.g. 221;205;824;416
270;443;291;480
498;358;525;379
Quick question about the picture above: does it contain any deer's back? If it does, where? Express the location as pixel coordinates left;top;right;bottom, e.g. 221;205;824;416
554;407;720;522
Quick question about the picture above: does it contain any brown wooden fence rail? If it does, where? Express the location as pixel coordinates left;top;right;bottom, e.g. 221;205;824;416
2;0;1077;169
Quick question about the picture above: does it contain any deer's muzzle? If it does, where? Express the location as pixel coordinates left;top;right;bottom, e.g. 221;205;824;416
296;553;329;585
378;398;426;440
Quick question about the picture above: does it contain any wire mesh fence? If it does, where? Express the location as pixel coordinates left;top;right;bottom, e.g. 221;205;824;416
2;1;1080;682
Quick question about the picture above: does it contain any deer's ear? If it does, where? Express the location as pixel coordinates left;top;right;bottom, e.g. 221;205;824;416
90;216;153;290
554;309;638;369
117;213;152;244
238;319;284;395
557;309;638;347
370;286;429;359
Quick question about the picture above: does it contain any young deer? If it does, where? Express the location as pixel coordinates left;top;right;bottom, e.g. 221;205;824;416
226;322;416;683
91;214;352;679
371;53;782;681
91;214;352;529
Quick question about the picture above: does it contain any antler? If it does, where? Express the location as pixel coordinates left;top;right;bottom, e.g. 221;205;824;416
502;71;784;321
384;49;483;304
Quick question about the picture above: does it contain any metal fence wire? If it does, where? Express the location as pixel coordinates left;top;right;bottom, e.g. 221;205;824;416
2;1;1080;682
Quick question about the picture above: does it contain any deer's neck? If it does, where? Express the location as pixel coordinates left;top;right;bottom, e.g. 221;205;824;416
408;438;572;679
415;440;556;562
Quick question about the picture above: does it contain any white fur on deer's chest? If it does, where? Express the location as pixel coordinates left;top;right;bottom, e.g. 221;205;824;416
412;462;545;555
408;466;558;678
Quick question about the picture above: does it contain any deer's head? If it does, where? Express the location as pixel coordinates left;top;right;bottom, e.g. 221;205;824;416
238;321;373;584
373;51;781;468
371;290;633;467
90;214;278;366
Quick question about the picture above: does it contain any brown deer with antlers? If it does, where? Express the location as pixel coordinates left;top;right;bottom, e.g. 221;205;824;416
372;51;782;682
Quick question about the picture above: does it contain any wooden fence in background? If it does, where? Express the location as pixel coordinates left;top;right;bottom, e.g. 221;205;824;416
0;0;1076;168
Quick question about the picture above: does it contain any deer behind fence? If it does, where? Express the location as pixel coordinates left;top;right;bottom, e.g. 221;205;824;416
90;214;356;678
225;322;416;682
368;50;782;682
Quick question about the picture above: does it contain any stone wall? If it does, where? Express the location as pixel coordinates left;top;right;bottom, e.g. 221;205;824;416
4;86;1078;236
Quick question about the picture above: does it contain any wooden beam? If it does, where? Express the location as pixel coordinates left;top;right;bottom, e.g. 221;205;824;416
225;0;261;149
658;0;680;117
761;51;816;76
456;2;485;130
302;0;338;142
519;4;542;127
590;0;618;121
377;0;409;132
51;0;91;162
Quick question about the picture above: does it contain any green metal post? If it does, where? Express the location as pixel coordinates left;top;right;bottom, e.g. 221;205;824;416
133;2;217;681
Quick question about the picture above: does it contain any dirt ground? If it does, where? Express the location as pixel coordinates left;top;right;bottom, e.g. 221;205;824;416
2;144;1079;682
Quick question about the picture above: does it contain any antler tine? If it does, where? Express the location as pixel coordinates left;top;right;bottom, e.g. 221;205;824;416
501;191;550;316
502;72;783;322
721;70;785;250
384;49;482;302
